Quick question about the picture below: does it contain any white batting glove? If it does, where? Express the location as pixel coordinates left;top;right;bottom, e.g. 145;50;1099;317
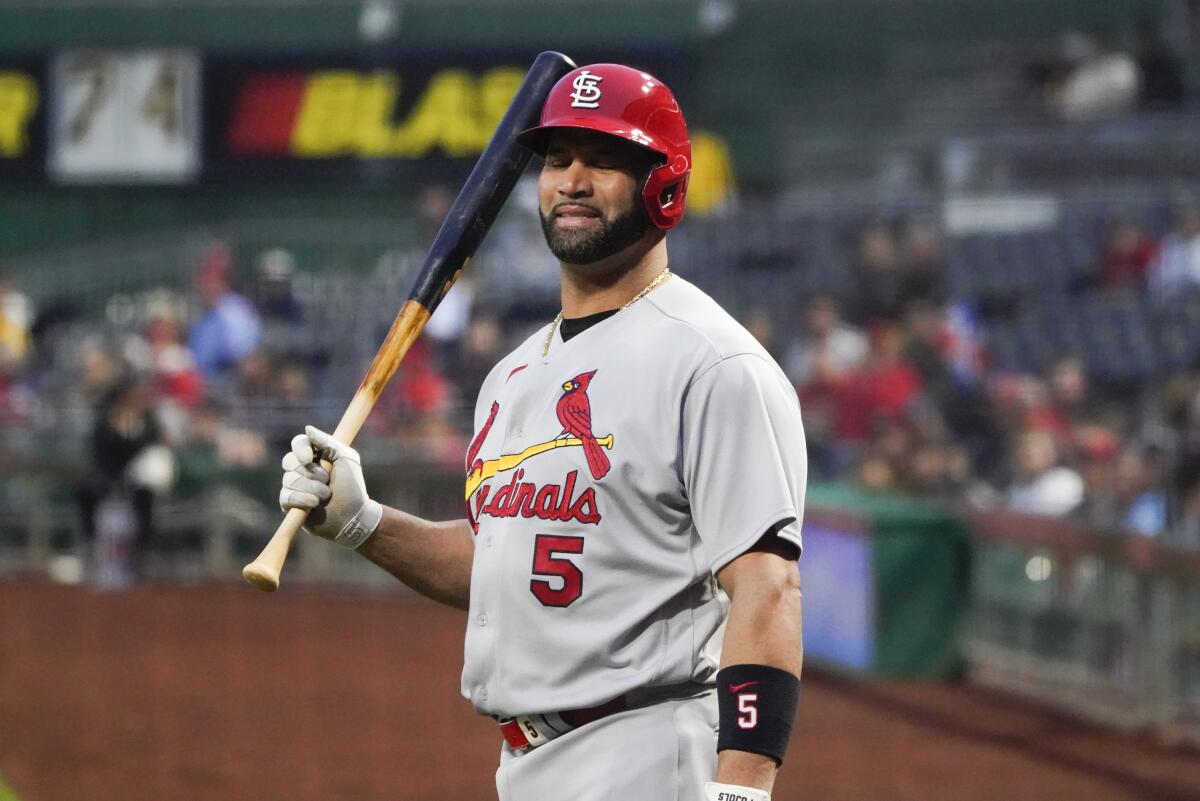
704;782;770;801
279;425;382;550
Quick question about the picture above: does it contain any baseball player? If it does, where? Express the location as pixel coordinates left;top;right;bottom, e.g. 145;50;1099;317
279;63;806;801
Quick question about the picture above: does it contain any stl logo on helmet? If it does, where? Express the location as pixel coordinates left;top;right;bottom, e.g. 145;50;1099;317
569;70;604;109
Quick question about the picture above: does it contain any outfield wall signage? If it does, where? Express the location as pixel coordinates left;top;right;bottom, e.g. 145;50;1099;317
0;58;46;180
202;52;679;183
0;50;680;185
204;58;531;182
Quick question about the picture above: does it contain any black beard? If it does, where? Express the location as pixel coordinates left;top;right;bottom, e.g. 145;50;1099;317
540;201;652;265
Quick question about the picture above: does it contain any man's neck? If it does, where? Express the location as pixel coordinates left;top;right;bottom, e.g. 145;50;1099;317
559;238;669;318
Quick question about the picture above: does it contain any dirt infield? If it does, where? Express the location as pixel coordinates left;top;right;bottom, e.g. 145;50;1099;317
2;579;1198;801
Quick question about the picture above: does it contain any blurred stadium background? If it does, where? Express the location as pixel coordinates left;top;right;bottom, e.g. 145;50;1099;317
2;0;1200;799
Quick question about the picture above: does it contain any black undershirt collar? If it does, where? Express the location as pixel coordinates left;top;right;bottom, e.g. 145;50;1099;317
560;309;619;342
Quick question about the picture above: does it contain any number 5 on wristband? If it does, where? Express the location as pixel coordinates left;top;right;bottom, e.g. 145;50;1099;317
715;664;801;765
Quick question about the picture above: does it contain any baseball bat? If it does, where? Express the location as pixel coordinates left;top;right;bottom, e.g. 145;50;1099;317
242;50;577;592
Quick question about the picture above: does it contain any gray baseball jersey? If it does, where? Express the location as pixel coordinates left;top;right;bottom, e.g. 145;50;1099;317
461;275;806;717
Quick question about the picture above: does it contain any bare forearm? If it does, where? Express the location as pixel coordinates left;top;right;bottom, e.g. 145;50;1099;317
716;551;804;793
721;562;803;674
357;507;475;609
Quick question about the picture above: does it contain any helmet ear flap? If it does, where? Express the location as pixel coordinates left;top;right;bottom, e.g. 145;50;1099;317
642;155;690;230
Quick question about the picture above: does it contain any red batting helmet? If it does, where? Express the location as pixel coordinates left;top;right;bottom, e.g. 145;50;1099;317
517;63;691;231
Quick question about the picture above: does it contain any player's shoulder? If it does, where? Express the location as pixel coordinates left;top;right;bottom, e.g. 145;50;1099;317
642;275;780;374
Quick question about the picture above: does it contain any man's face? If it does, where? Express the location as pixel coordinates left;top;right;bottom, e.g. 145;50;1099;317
537;129;656;265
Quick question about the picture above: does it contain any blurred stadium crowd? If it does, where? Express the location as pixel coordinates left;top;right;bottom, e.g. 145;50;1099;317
0;2;1199;570
2;187;1200;555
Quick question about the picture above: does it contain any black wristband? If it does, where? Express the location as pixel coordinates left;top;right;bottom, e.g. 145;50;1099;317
716;664;800;765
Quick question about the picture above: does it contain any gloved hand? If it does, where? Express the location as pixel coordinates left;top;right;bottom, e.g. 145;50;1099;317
704;782;771;801
279;425;382;550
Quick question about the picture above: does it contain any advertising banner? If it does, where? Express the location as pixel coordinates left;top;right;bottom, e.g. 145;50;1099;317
203;51;681;184
3;50;681;185
0;58;46;181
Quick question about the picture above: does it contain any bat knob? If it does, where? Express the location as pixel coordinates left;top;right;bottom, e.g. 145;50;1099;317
242;562;281;592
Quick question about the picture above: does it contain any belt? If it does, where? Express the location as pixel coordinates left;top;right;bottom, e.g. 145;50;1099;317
497;694;629;751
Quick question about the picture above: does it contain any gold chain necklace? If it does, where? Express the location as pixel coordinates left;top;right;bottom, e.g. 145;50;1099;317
542;267;671;357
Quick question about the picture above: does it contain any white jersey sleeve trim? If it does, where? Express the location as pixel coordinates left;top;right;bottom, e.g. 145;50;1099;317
707;506;802;576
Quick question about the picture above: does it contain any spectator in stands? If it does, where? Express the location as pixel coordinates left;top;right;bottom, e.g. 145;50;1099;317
986;364;1107;483
871;416;916;473
0;352;28;423
373;339;454;442
897;219;947;307
1117;445;1169;537
1074;424;1130;528
900;300;996;461
473;175;560;325
0;272;31;370
854;451;898;494
384;185;476;371
76;335;127;407
125;292;204;445
369;338;463;467
1006;429;1085;516
266;364;313;456
1148;203;1200;297
456;310;505;401
784;294;868;387
1098;221;1159;291
848;220;947;325
1046;31;1141;120
228;351;316;454
77;376;175;577
828;324;924;447
188;241;262;381
1047;356;1096;434
252;248;303;324
182;396;267;469
426;273;476;372
0;273;33;422
789;296;875;476
906;440;974;502
1134;18;1185;109
400;406;468;470
743;307;779;360
232;350;274;407
847;222;904;324
901;301;954;406
274;364;310;409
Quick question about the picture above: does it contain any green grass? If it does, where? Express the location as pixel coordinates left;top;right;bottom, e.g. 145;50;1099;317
0;772;22;801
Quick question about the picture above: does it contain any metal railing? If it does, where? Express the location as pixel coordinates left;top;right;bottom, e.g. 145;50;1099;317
0;460;466;590
967;510;1200;744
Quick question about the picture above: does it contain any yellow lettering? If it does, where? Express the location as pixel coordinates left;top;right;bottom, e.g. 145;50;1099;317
0;72;38;158
290;66;526;160
291;72;360;157
393;69;481;158
478;67;525;141
353;72;401;157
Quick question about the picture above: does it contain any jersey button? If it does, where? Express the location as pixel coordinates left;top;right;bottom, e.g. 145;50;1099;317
477;613;488;627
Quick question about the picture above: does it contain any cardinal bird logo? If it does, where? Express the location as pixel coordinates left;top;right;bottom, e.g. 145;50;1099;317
556;370;611;480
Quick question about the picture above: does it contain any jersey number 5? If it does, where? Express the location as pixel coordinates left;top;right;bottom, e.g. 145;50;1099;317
530;534;584;607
